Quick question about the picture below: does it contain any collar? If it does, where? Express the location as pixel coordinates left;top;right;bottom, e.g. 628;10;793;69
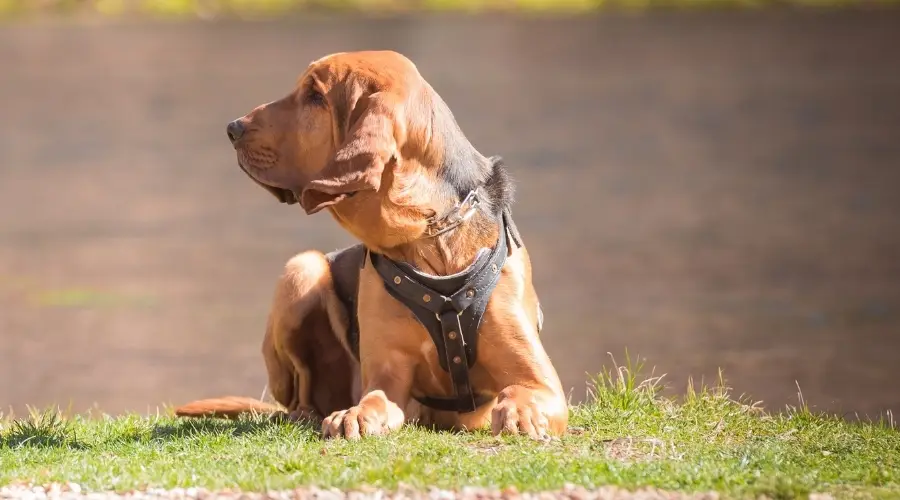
422;189;481;239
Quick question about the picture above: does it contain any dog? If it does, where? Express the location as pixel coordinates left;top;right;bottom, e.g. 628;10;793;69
174;50;568;440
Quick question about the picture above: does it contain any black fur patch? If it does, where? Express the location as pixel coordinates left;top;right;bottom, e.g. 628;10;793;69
483;155;515;217
439;151;514;220
430;89;514;219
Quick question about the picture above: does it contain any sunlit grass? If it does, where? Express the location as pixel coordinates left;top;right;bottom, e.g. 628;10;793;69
2;358;898;497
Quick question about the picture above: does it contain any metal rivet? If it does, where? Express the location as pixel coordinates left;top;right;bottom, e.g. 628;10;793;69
453;356;462;364
393;276;401;284
466;289;475;298
423;294;431;303
448;331;458;340
491;264;498;273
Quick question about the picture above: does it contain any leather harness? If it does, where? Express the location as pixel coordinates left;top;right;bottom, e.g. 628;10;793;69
328;200;524;414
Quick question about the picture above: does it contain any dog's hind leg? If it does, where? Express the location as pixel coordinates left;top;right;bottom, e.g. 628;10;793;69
174;250;358;423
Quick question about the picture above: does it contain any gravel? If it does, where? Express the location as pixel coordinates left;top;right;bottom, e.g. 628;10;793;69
0;484;837;500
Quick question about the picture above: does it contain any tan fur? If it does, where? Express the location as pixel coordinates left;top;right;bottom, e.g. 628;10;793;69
174;50;568;439
174;396;283;419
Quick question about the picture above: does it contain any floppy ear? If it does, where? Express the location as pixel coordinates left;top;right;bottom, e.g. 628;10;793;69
299;92;398;215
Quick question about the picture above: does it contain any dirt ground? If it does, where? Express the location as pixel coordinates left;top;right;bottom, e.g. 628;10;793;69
1;9;899;418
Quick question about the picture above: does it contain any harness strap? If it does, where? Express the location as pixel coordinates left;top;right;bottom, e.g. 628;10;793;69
369;217;512;413
502;208;524;253
325;244;368;360
333;207;525;414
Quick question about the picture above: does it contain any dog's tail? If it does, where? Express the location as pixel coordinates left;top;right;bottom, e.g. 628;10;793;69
174;396;283;420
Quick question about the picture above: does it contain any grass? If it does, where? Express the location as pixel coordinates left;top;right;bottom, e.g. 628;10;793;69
1;359;898;499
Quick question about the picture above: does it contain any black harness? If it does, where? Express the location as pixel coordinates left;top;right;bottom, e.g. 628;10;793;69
328;209;524;414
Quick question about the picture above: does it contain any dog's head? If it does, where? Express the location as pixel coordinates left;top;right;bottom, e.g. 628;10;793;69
226;50;505;250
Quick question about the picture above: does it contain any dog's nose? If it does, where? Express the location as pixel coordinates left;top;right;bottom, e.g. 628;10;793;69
226;120;245;144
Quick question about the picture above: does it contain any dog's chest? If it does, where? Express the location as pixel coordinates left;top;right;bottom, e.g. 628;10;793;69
331;230;516;414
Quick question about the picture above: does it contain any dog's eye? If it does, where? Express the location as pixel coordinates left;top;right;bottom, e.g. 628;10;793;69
307;89;325;106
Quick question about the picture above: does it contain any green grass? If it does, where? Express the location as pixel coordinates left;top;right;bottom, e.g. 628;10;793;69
1;361;898;499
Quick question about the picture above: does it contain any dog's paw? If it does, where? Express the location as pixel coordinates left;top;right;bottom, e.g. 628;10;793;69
322;405;389;440
491;392;550;441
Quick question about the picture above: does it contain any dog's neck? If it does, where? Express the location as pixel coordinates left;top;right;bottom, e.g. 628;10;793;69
379;154;511;276
384;197;502;277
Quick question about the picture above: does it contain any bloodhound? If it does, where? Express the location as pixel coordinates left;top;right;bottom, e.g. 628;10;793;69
174;50;568;440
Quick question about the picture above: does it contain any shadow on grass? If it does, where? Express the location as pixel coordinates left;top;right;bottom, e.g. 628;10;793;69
149;414;317;441
0;408;322;449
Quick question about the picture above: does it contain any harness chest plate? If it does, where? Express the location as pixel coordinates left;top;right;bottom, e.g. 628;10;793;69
331;213;523;413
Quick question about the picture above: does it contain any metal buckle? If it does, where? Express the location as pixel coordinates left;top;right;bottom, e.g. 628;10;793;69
424;190;481;238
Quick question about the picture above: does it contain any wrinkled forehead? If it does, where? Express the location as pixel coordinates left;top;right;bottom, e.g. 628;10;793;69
301;51;422;95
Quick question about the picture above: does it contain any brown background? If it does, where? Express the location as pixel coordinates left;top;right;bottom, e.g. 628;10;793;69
1;9;899;419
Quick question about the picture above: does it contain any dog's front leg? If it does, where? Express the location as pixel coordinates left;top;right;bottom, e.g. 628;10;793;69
322;354;413;440
491;384;568;440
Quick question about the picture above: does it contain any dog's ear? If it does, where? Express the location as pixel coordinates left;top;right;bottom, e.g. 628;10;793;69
299;92;398;215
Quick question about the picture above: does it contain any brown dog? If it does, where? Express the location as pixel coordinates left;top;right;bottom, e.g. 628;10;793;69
174;50;568;440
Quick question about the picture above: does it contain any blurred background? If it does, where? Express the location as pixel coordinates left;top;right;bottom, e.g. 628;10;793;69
1;0;899;420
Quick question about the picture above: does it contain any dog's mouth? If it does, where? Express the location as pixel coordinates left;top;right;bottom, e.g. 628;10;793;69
236;161;298;205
